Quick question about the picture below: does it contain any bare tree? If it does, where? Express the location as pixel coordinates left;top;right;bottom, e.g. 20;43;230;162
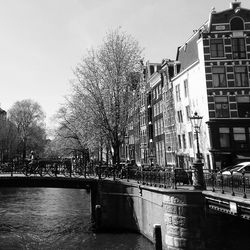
8;99;46;159
72;28;142;164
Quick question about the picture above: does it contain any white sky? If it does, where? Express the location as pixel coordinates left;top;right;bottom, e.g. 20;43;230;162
0;0;249;128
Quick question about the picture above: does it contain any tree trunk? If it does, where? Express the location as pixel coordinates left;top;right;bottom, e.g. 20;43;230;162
113;140;120;166
22;137;27;161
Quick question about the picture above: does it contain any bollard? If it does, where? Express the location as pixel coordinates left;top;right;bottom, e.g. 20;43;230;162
95;205;102;231
153;224;162;250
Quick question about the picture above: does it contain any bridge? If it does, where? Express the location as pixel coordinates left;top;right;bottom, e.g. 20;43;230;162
1;162;250;249
1;161;250;218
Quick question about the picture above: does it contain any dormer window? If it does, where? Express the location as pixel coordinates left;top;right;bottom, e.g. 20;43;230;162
230;17;244;30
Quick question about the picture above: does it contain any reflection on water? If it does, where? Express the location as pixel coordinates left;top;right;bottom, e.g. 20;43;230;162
0;188;153;250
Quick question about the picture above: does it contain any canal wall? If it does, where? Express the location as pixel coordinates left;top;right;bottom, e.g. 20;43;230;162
91;180;206;250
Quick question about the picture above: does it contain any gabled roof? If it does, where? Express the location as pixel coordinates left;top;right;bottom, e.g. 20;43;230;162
209;8;250;27
176;31;200;73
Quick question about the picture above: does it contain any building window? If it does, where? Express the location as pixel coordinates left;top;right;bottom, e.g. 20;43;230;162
230;17;244;31
212;66;226;87
235;66;248;87
156;86;159;99
219;127;230;148
186;105;191;121
215;96;229;118
184;79;189;97
158;120;161;135
188;132;193;148
233;127;247;149
160;118;164;135
210;39;224;58
182;134;186;149
175;84;181;102
155;122;158;136
177;110;183;123
237;96;250;117
232;38;246;59
178;135;182;149
233;127;246;140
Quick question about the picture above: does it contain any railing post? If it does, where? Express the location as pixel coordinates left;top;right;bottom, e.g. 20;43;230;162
172;169;177;189
212;170;215;192
84;164;87;178
150;171;152;186
127;165;129;182
242;170;247;198
113;164;116;181
163;172;166;188
230;171;235;196
55;163;58;177
68;162;71;178
142;171;146;185
98;165;101;180
220;171;224;194
137;170;140;184
10;161;13;177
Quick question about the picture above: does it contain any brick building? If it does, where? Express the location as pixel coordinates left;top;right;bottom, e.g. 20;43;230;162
173;1;250;170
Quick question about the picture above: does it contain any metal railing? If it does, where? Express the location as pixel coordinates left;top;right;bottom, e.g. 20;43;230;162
204;171;250;198
1;161;250;199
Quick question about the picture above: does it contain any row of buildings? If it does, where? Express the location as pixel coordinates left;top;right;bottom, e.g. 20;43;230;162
120;2;250;171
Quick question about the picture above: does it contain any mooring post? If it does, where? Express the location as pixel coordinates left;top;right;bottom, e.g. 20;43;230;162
95;204;101;231
153;224;162;250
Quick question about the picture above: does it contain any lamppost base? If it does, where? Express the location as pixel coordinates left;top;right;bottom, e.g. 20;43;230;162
192;159;206;190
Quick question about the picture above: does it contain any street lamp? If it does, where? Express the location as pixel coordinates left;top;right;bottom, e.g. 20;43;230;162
190;112;203;159
189;111;206;190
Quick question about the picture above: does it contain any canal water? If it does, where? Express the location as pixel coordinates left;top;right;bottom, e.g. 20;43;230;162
0;188;153;250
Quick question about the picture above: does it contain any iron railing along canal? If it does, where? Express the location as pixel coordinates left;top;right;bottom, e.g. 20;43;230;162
1;161;250;199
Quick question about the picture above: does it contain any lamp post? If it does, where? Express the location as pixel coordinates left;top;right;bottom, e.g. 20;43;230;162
190;112;206;190
149;151;154;168
167;146;174;170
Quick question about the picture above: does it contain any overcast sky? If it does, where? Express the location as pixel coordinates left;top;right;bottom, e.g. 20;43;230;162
1;0;249;128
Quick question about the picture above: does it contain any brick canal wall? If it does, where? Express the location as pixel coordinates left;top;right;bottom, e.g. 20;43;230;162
91;180;206;250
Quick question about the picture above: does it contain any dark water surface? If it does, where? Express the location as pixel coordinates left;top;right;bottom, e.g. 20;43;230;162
0;188;153;250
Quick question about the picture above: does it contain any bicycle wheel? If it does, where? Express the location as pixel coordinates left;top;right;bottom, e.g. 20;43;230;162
23;165;31;176
47;163;56;177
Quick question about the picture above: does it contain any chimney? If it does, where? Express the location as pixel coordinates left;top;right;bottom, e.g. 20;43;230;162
230;1;241;10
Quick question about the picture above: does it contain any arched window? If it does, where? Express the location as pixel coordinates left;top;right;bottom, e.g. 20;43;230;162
230;17;244;30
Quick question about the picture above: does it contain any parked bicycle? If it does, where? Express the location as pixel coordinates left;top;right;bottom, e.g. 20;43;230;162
22;160;44;177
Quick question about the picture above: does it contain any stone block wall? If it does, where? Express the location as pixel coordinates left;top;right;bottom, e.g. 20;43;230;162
91;180;206;250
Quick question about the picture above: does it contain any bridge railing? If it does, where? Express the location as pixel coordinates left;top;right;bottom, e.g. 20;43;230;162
203;171;250;198
82;165;189;189
1;162;250;198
